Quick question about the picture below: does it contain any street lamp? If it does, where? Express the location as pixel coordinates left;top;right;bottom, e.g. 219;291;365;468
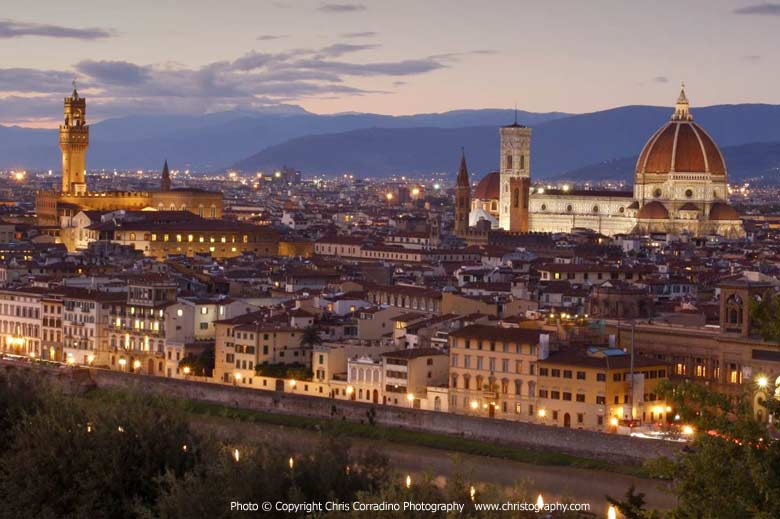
118;358;127;370
406;393;414;407
757;376;769;389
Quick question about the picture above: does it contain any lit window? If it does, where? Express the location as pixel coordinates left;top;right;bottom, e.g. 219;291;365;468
187;234;194;242
177;308;183;317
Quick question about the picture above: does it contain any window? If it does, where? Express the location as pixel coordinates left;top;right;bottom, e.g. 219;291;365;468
596;373;606;382
613;373;622;382
576;393;585;403
539;367;548;376
563;370;572;379
200;307;208;315
576;371;586;380
596;396;606;405
506;154;512;169
539;389;548;398
550;390;560;400
562;392;572;401
577;413;584;424
551;369;561;377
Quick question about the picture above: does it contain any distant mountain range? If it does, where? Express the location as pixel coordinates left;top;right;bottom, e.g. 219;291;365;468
233;104;780;179
3;103;780;182
0;108;566;172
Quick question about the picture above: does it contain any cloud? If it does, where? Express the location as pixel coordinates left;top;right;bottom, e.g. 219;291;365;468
0;42;489;124
318;3;366;13
743;54;762;62
256;34;288;41
341;31;377;38
0;68;75;93
653;76;669;83
76;60;150;85
314;43;380;58
0;19;114;39
733;3;780;15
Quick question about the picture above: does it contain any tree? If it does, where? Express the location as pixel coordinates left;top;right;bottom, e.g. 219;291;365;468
299;324;323;349
647;380;780;519
0;390;202;519
750;294;780;343
179;344;215;377
606;486;661;519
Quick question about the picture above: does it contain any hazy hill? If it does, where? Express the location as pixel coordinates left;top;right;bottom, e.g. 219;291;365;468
233;104;780;179
0;108;566;171
558;141;780;184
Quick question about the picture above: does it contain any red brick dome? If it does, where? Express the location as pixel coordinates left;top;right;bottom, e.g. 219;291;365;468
635;87;726;177
474;171;500;200
637;201;669;219
709;202;739;221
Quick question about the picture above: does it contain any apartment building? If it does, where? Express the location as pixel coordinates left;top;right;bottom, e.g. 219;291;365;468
536;348;670;431
449;324;546;420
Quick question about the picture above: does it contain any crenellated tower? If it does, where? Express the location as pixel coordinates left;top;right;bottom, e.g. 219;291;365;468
498;114;531;232
59;85;89;194
454;150;471;237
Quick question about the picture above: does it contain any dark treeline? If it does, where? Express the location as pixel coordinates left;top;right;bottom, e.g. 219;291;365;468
1;371;779;518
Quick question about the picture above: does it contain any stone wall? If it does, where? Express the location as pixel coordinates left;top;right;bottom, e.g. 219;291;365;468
88;368;681;464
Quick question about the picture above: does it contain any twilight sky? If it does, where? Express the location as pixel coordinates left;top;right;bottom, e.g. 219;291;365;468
1;0;779;126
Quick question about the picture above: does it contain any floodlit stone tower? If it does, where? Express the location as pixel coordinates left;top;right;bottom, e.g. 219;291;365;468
498;113;531;232
60;84;89;194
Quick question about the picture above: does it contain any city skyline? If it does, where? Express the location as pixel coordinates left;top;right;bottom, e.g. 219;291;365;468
2;0;780;127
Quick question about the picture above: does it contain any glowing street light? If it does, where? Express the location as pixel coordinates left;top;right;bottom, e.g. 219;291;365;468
536;494;544;510
133;360;141;370
682;425;695;435
757;376;768;389
470;400;479;410
385;192;394;201
118;358;127;369
608;505;617;519
233;448;240;462
87;354;95;365
289;379;297;388
469;485;476;501
405;474;412;489
289;456;295;470
182;366;191;375
610;417;619;427
538;409;546;418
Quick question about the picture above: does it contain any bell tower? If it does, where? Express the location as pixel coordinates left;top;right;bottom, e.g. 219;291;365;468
498;116;531;232
454;150;471;237
60;84;89;194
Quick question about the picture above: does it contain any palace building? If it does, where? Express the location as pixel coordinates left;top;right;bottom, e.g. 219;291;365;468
36;87;223;232
459;85;745;239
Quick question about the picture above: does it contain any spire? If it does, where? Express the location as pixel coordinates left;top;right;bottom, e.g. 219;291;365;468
672;82;692;121
161;159;171;191
457;148;469;186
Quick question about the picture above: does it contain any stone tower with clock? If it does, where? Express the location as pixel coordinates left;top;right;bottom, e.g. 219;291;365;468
60;86;89;194
498;120;531;232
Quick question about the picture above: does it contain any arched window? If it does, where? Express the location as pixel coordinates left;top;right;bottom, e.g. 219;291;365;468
592;205;599;213
566;205;573;212
520;154;525;169
513;188;520;208
506;154;513;169
514;379;523;395
451;374;459;388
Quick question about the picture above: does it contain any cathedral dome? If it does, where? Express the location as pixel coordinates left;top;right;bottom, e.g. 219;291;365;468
709;202;739;221
635;86;726;178
637;201;669;219
473;172;500;200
